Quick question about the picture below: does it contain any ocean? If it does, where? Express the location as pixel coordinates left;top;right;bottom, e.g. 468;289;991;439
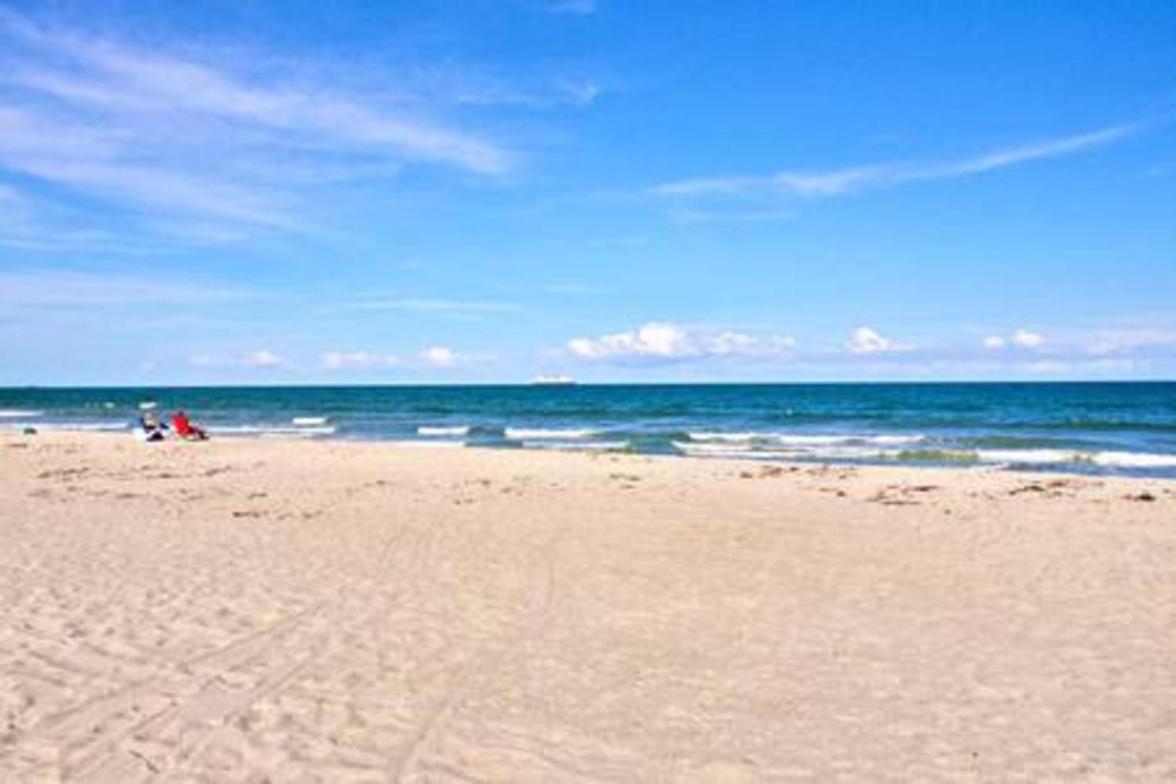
3;382;1176;477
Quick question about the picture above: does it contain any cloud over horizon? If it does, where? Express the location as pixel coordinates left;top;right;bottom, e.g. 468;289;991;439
846;327;912;355
568;322;797;362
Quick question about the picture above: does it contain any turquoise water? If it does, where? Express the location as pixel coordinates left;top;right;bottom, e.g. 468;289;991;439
3;383;1176;476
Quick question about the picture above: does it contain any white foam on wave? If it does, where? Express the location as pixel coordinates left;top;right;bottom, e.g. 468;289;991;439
972;448;1176;469
687;432;760;442
772;433;924;447
505;427;596;440
689;431;923;447
674;443;801;460
522;440;628;452
676;441;938;463
418;425;471;437
4;421;131;432
674;440;755;454
0;409;43;418
974;449;1083;465
768;434;850;445
1090;451;1176;469
811;446;908;460
292;416;330;426
867;435;925;445
210;425;336;437
677;438;1176;472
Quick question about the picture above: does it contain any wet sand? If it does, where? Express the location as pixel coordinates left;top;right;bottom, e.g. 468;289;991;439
2;432;1175;781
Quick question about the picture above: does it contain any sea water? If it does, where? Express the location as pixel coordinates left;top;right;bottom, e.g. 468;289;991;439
2;382;1175;477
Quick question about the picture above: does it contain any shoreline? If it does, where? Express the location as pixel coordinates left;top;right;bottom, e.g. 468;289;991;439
4;430;1175;779
6;426;1176;482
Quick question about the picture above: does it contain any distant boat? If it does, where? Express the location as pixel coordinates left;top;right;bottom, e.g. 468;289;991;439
532;375;576;386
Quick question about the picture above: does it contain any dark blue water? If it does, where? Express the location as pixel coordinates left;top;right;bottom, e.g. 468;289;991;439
3;383;1176;476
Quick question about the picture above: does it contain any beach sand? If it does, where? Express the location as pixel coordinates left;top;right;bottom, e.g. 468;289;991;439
2;432;1175;782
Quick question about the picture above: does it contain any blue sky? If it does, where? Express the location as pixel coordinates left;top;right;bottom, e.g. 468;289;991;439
1;0;1174;385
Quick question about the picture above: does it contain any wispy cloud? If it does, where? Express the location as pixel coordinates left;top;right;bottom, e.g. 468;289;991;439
0;268;254;310
652;125;1138;199
668;207;796;224
1084;327;1176;356
0;11;514;246
540;0;598;16
343;298;521;315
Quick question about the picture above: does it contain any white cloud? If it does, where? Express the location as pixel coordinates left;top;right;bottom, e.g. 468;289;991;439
568;322;796;361
422;346;457;367
320;351;400;370
1012;329;1045;348
652;124;1137;199
847;326;912;354
245;349;284;368
983;335;1007;350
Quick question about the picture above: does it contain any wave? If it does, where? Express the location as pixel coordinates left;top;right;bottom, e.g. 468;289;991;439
894;448;981;464
904;448;1176;469
773;434;923;447
973;449;1083;465
208;425;336;437
676;440;900;460
505;427;596;440
2;421;131;432
418;425;471;437
688;431;923;447
521;440;629;452
1089;451;1176;469
676;441;1176;471
687;432;762;442
292;416;331;426
0;409;44;418
675;440;755;454
674;443;805;460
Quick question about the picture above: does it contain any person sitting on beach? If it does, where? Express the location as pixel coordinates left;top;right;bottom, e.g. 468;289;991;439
171;410;209;441
137;412;168;442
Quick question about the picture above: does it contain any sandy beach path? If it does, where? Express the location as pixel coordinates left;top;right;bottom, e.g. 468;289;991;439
2;433;1175;781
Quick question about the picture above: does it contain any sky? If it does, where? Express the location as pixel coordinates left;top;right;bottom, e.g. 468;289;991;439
1;0;1174;385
